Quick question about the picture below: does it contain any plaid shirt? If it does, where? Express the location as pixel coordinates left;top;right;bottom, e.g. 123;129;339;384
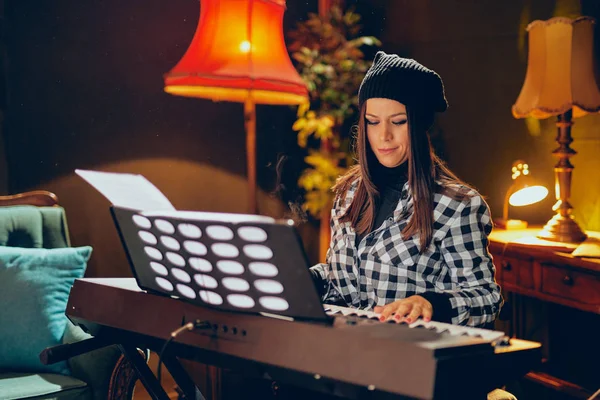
311;180;502;327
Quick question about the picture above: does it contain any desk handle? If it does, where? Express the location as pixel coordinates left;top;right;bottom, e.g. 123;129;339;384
562;275;574;286
501;261;512;271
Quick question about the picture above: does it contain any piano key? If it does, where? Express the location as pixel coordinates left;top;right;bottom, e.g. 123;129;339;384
324;304;505;342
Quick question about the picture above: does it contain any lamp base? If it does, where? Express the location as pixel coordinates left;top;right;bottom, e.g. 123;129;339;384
537;213;587;243
494;218;529;230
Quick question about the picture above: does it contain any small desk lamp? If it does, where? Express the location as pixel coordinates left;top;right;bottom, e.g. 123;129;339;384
496;160;548;230
513;17;600;242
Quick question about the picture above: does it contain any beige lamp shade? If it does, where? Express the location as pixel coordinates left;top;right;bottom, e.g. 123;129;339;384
512;17;600;119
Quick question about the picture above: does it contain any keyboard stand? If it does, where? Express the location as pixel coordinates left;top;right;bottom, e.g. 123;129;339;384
40;328;203;400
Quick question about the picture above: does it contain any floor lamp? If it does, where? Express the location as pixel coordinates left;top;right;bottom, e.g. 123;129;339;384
512;17;600;243
164;0;308;214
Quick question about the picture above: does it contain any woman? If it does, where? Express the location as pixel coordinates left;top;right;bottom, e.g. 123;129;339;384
310;51;502;327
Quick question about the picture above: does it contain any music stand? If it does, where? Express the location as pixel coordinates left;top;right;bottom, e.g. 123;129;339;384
110;206;330;323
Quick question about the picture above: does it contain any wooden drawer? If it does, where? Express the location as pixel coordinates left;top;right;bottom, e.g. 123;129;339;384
541;264;600;306
496;256;534;290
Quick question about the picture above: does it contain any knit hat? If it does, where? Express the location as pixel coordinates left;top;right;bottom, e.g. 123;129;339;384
358;51;448;113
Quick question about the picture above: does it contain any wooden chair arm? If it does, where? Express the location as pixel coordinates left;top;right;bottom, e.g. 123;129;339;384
0;190;59;207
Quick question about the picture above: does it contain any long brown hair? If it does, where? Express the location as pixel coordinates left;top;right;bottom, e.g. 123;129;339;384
335;103;471;252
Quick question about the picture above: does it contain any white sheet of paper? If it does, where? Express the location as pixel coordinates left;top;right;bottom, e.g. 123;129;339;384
572;237;600;258
75;169;175;211
141;210;275;224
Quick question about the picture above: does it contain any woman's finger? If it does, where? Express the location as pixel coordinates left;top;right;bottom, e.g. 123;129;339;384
405;305;423;323
378;303;396;321
421;303;433;322
392;302;412;322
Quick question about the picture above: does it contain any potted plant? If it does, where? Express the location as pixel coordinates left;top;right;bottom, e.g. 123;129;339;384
288;5;380;261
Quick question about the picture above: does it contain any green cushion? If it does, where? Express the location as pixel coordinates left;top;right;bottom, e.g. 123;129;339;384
0;206;70;249
0;373;90;400
39;207;71;248
0;246;92;375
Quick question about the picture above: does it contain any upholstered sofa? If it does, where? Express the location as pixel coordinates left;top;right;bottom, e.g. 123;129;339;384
0;192;140;400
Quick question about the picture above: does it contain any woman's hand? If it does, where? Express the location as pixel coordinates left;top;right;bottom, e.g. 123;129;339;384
373;295;433;323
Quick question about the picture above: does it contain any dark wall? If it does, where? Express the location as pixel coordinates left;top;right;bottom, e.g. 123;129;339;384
2;1;600;277
0;0;8;193
379;0;600;229
3;0;312;194
2;0;321;276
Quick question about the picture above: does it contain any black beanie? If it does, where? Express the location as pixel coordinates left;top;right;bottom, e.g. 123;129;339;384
358;51;448;113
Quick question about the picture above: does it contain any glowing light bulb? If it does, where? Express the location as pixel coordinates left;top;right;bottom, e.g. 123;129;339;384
240;41;251;53
509;186;549;206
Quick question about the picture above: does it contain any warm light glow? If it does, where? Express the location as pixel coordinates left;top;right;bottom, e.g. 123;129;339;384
513;16;600;119
506;219;529;230
511;159;530;180
509;185;549;206
164;85;307;105
239;40;251;53
500;160;549;229
163;0;308;105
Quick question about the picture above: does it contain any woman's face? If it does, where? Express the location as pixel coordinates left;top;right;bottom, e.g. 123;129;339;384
365;98;409;168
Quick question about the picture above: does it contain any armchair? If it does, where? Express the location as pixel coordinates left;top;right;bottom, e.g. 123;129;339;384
0;190;143;400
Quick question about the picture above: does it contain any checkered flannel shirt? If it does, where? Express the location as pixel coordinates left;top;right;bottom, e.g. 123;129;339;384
310;179;502;327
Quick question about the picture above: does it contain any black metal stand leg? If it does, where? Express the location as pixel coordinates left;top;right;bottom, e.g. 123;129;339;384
40;337;113;365
118;344;171;400
162;354;206;400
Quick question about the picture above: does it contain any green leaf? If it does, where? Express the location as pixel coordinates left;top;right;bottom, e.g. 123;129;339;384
288;2;381;217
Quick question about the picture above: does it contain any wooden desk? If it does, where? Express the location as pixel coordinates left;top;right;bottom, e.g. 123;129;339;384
488;229;600;399
489;229;600;314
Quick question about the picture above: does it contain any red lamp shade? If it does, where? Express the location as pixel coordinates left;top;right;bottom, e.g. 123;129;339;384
164;0;308;105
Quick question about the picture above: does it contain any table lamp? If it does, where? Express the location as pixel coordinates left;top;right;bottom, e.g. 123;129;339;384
512;16;600;243
495;160;549;230
164;0;309;214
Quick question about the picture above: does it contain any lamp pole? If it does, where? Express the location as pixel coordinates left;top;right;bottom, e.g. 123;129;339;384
538;110;587;243
244;96;257;215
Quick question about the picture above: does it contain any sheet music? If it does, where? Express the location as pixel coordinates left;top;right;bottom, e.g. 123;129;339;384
142;210;275;224
76;169;176;212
